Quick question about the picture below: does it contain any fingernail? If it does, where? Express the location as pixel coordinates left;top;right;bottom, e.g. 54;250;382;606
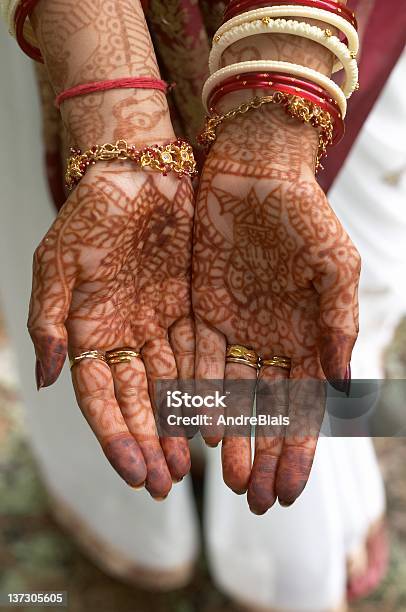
249;506;267;515
154;495;168;502
131;483;145;491
205;442;219;448
231;488;247;496
172;477;184;484
35;359;44;391
328;362;351;395
279;500;294;507
345;363;351;397
104;435;147;487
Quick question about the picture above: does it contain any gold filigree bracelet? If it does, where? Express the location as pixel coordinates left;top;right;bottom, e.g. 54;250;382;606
65;138;197;190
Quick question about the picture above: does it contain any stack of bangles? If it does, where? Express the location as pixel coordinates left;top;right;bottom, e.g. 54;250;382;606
199;0;360;172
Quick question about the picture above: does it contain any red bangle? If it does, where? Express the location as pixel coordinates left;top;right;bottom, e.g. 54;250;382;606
208;72;344;145
208;72;341;109
224;0;357;31
55;77;169;108
15;0;43;62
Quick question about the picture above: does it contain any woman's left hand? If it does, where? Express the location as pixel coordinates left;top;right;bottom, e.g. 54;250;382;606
192;107;361;513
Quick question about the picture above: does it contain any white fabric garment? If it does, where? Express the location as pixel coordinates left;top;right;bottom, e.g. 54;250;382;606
1;16;403;609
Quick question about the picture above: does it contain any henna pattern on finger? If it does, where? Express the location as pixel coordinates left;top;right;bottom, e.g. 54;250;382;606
109;357;177;495
104;433;147;488
247;452;279;513
276;445;315;505
71;358;148;486
142;339;192;480
169;316;195;380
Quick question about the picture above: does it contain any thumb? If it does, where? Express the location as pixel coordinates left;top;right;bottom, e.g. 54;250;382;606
27;236;74;389
313;245;361;394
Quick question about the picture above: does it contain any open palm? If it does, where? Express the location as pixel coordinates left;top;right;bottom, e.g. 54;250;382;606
193;111;360;513
28;166;194;498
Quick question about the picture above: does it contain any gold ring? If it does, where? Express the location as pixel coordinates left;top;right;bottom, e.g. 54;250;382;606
105;348;141;365
70;350;107;369
261;356;291;370
226;344;261;370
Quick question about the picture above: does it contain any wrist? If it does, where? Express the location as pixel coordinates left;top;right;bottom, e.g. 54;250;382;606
210;103;319;180
62;89;176;150
214;97;319;173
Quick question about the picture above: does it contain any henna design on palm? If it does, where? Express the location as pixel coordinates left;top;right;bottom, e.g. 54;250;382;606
28;168;194;496
193;107;360;512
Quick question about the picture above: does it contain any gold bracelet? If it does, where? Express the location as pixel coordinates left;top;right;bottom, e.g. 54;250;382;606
65;138;197;190
198;92;334;172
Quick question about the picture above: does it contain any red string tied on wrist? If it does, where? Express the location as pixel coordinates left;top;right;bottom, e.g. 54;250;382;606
55;77;170;108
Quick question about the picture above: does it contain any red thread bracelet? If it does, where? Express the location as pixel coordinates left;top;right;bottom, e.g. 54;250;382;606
208;72;344;145
224;0;358;31
15;0;43;62
55;77;169;108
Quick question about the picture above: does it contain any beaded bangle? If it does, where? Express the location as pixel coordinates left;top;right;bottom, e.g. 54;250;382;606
202;60;347;117
207;72;344;145
198;92;334;172
215;5;359;57
65;139;197;190
224;0;358;32
209;17;358;93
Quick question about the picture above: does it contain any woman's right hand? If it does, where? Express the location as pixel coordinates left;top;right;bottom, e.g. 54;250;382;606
28;164;195;498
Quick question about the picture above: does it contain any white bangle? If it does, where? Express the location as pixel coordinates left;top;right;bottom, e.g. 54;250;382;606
214;5;359;56
209;18;358;98
202;60;347;118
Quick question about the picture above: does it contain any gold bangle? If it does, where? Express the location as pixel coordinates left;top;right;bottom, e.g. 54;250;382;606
198;93;334;172
65;138;197;190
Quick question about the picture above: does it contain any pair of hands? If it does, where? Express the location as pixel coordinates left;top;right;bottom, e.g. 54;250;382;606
27;108;360;513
